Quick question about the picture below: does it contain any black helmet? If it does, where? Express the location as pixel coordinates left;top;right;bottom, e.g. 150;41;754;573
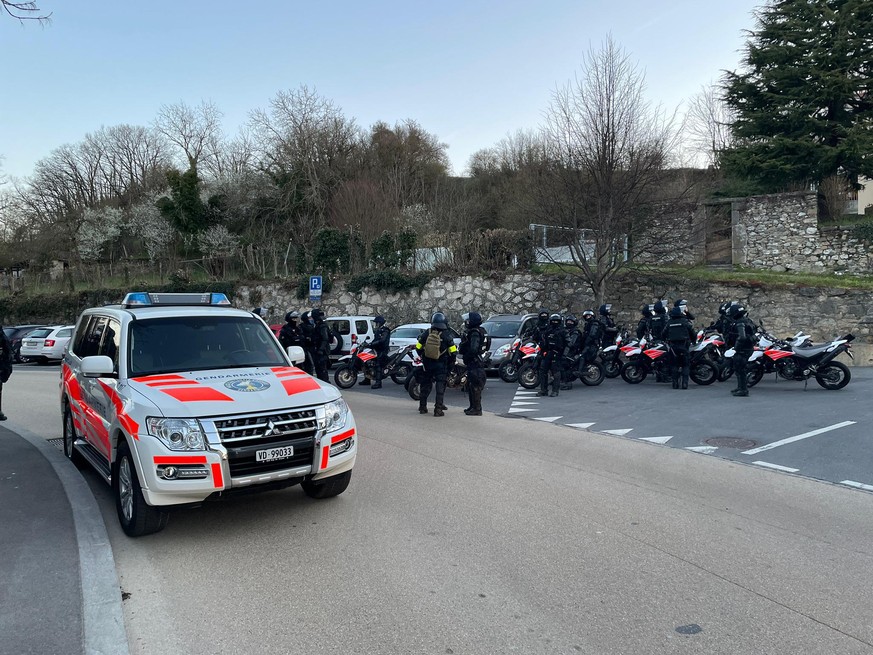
599;303;612;316
374;315;385;325
728;303;748;319
718;301;732;316
582;309;595;321
640;304;651;317
252;307;267;317
462;311;482;328
653;300;666;314
431;312;448;330
538;308;550;322
549;313;563;326
311;308;324;321
669;306;684;318
285;311;299;323
565;315;578;328
674;298;688;308
300;310;310;322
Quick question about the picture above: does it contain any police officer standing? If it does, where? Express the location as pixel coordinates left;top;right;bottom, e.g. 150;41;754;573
649;301;668;340
598;303;619;347
525;308;550;346
580;309;603;366
415;312;458;416
367;315;391;389
538;313;566;397
309;308;331;382
561;315;582;390
727;303;755;397
636;304;653;340
674;298;696;321
459;311;488;416
278;311;303;350
665;305;696;389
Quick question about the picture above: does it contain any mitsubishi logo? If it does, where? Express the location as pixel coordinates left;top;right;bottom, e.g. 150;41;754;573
264;420;278;438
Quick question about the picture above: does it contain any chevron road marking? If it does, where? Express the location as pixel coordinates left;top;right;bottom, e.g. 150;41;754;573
741;421;857;455
532;416;562;423
639;436;673;445
602;429;633;436
565;423;595;429
686;446;718;455
753;461;799;473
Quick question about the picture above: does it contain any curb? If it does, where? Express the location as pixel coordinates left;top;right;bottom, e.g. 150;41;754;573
12;426;130;655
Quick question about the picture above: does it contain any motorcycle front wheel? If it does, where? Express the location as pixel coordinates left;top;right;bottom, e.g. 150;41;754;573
815;361;851;390
405;374;421;401
690;361;718;385
498;360;519;383
518;362;539;389
333;365;358;389
602;358;621;379
745;363;765;388
621;362;647;384
579;362;605;386
390;363;412;384
718;361;733;382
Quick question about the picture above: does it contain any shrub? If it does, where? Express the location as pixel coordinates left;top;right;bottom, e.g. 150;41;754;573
347;270;432;295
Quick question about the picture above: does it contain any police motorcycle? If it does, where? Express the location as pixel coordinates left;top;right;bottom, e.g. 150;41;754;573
688;329;728;385
620;336;718;385
496;338;540;383
725;330;852;390
333;340;417;389
598;329;627;378
405;353;492;401
515;349;603;389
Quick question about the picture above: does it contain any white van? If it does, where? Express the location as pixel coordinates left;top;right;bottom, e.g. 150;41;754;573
326;316;376;358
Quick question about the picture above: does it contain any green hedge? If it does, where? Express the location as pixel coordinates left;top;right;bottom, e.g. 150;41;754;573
0;281;238;325
347;270;432;294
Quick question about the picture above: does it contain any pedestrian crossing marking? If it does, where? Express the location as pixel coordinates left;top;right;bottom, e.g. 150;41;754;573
510;401;538;406
508;408;537;414
640;436;673;445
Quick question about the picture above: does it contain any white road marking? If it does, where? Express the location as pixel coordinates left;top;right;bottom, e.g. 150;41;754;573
753;461;799;473
741;421;857;455
686;446;718;454
510;401;538;406
566;422;595;429
514;391;538;395
840;480;873;492
532;416;563;423
640;436;673;445
508;408;536;414
602;429;633;436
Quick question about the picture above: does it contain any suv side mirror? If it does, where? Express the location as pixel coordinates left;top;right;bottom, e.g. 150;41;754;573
81;355;115;378
286;346;306;365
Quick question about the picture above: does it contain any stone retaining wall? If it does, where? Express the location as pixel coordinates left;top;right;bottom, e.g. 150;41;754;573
239;273;873;365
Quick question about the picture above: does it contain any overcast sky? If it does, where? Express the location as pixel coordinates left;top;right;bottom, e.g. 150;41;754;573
1;0;762;179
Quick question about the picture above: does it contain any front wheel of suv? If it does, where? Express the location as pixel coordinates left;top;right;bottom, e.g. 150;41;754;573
301;471;352;499
114;441;169;537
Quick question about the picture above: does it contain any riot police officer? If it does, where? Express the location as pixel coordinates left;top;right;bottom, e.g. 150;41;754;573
598;303;618;347
309;308;331;382
538;314;566;397
674;298;696;321
367;315;391;389
415;312;458;416
525;308;550;345
298;310;315;375
580;309;603;367
278;311;303;351
636;304;653;340
666;306;696;389
649;301;668;340
561;315;582;390
727;303;755;397
459;311;488;415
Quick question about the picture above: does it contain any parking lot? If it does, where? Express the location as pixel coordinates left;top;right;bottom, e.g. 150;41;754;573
344;363;873;492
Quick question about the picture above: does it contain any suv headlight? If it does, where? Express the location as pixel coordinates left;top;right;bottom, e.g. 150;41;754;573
318;398;349;432
494;344;511;357
146;417;206;451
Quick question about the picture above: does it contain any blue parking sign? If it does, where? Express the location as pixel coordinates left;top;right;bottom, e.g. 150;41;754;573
309;275;323;302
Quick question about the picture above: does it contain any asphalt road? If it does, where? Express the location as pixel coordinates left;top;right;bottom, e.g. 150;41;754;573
11;364;873;654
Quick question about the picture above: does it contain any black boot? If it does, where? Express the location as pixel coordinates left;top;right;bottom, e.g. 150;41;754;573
672;377;679;389
681;374;689;390
418;403;428;414
434;406;444;417
371;381;382;389
465;389;483;416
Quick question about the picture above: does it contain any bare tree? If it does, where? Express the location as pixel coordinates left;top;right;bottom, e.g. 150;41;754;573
2;1;50;21
535;36;682;304
154;100;224;170
684;83;735;169
819;175;853;223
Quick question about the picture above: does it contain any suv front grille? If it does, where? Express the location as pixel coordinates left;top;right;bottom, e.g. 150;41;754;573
214;409;318;478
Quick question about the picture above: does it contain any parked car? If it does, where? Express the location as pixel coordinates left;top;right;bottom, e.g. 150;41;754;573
20;325;75;364
388;323;462;355
326;316;376;358
481;313;539;370
3;324;48;363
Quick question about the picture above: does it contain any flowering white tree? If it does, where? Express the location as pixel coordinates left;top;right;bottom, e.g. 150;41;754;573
127;198;173;263
196;224;239;258
78;207;123;262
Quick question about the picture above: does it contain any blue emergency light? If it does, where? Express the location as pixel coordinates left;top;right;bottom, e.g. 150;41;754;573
121;292;232;308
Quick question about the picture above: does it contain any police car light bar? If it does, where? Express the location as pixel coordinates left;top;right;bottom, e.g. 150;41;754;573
121;292;232;308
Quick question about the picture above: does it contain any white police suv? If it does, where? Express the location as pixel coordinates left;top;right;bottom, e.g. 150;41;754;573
60;292;356;536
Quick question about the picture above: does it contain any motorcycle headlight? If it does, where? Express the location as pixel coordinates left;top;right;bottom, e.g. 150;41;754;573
318;398;349;432
146;417;206;451
494;344;511;357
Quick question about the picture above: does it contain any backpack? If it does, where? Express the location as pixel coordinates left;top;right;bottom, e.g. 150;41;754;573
423;329;444;360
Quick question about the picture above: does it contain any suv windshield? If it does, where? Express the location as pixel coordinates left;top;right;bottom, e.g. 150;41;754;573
129;316;286;377
481;320;521;339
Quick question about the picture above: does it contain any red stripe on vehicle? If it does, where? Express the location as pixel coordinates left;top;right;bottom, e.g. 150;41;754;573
331;428;355;444
280;377;321;396
321;446;329;470
98;380;140;440
271;366;306;375
159;387;235;402
154;456;208;465
211;463;224;489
